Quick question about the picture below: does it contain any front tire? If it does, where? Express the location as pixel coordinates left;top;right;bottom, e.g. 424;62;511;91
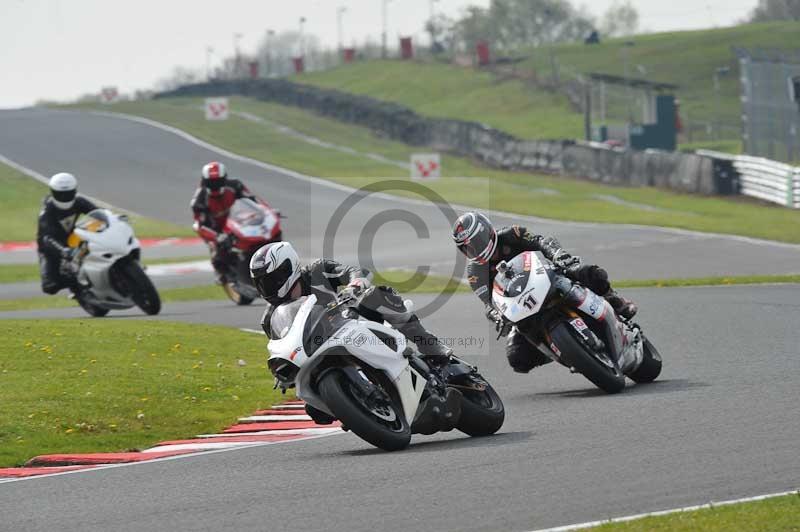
629;337;662;384
121;261;161;315
550;322;625;394
455;380;505;437
318;369;411;451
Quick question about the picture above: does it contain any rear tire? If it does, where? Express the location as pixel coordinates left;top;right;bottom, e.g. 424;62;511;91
455;380;505;437
629;337;662;384
121;261;161;315
77;297;109;317
550;322;625;394
318;369;411;451
223;282;254;306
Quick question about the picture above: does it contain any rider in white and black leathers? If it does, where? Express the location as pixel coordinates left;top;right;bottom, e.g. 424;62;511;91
453;212;637;373
251;242;453;364
37;173;98;295
251;242;454;425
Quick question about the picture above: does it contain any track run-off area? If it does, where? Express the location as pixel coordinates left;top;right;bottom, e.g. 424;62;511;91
0;108;798;531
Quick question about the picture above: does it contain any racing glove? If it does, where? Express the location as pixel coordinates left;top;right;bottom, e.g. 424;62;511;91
215;232;234;251
553;250;581;270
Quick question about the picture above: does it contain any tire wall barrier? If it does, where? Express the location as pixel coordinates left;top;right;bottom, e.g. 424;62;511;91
157;80;739;197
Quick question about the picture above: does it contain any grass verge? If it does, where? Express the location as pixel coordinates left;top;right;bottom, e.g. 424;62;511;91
616;274;800;289
0;161;193;242
0;270;469;312
0;256;207;285
587;492;800;531
65;97;800;244
1;273;798;313
0;319;280;468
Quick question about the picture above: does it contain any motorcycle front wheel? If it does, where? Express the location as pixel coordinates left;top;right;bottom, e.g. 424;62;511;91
318;369;411;451
121;261;161;315
549;322;625;394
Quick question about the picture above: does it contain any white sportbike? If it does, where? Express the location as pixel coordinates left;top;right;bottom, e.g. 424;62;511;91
267;287;505;451
492;251;662;393
65;209;161;317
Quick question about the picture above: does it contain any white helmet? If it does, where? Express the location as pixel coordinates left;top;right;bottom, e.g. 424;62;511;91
249;242;301;304
48;172;78;209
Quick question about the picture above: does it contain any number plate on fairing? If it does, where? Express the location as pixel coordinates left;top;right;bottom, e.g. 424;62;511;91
492;252;552;322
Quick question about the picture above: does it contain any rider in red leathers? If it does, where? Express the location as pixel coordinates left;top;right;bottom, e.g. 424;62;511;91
190;161;255;283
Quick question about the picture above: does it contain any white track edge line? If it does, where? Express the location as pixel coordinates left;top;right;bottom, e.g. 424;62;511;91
0;430;343;485
528;489;800;532
78;108;800;251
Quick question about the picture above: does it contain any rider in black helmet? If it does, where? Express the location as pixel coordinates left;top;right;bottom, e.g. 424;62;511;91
452;211;637;374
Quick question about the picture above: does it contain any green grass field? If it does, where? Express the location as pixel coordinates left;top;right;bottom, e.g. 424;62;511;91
0;319;280;467
66;97;800;243
0;161;193;242
301;22;800;150
587;492;800;531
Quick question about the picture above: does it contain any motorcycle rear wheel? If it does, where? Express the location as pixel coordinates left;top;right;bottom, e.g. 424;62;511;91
318;369;411;451
455;379;505;437
77;296;109;317
222;282;254;306
549;322;625;394
628;337;662;384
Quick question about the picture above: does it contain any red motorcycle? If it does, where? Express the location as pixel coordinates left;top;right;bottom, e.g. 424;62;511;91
219;197;283;305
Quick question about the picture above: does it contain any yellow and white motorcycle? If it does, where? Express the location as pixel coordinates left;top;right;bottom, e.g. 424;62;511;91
65;209;161;317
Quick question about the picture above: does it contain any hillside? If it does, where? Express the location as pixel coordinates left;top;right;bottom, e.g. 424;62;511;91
302;60;584;140
300;22;800;149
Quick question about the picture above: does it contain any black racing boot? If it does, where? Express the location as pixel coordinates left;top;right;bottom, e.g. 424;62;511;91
604;289;638;319
396;316;453;366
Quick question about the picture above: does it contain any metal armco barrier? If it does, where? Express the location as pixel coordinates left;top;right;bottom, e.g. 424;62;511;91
699;151;800;208
157;81;739;198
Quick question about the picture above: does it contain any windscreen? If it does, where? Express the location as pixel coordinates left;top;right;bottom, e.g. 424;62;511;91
75;209;110;233
493;253;532;297
270;297;309;339
230;198;266;227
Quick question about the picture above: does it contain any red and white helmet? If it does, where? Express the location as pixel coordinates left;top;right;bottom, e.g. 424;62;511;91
201;162;228;196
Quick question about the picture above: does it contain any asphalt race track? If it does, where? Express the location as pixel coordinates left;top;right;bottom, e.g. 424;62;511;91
1;109;798;531
1;287;799;531
3;108;800;281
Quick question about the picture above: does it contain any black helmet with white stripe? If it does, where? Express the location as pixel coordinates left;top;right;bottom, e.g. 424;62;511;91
249;242;302;305
452;212;497;265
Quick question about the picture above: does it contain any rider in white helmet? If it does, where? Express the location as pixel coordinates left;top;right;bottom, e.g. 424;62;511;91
36;173;98;294
249;241;455;424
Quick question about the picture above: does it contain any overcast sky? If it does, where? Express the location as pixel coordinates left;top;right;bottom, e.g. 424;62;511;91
2;0;756;109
